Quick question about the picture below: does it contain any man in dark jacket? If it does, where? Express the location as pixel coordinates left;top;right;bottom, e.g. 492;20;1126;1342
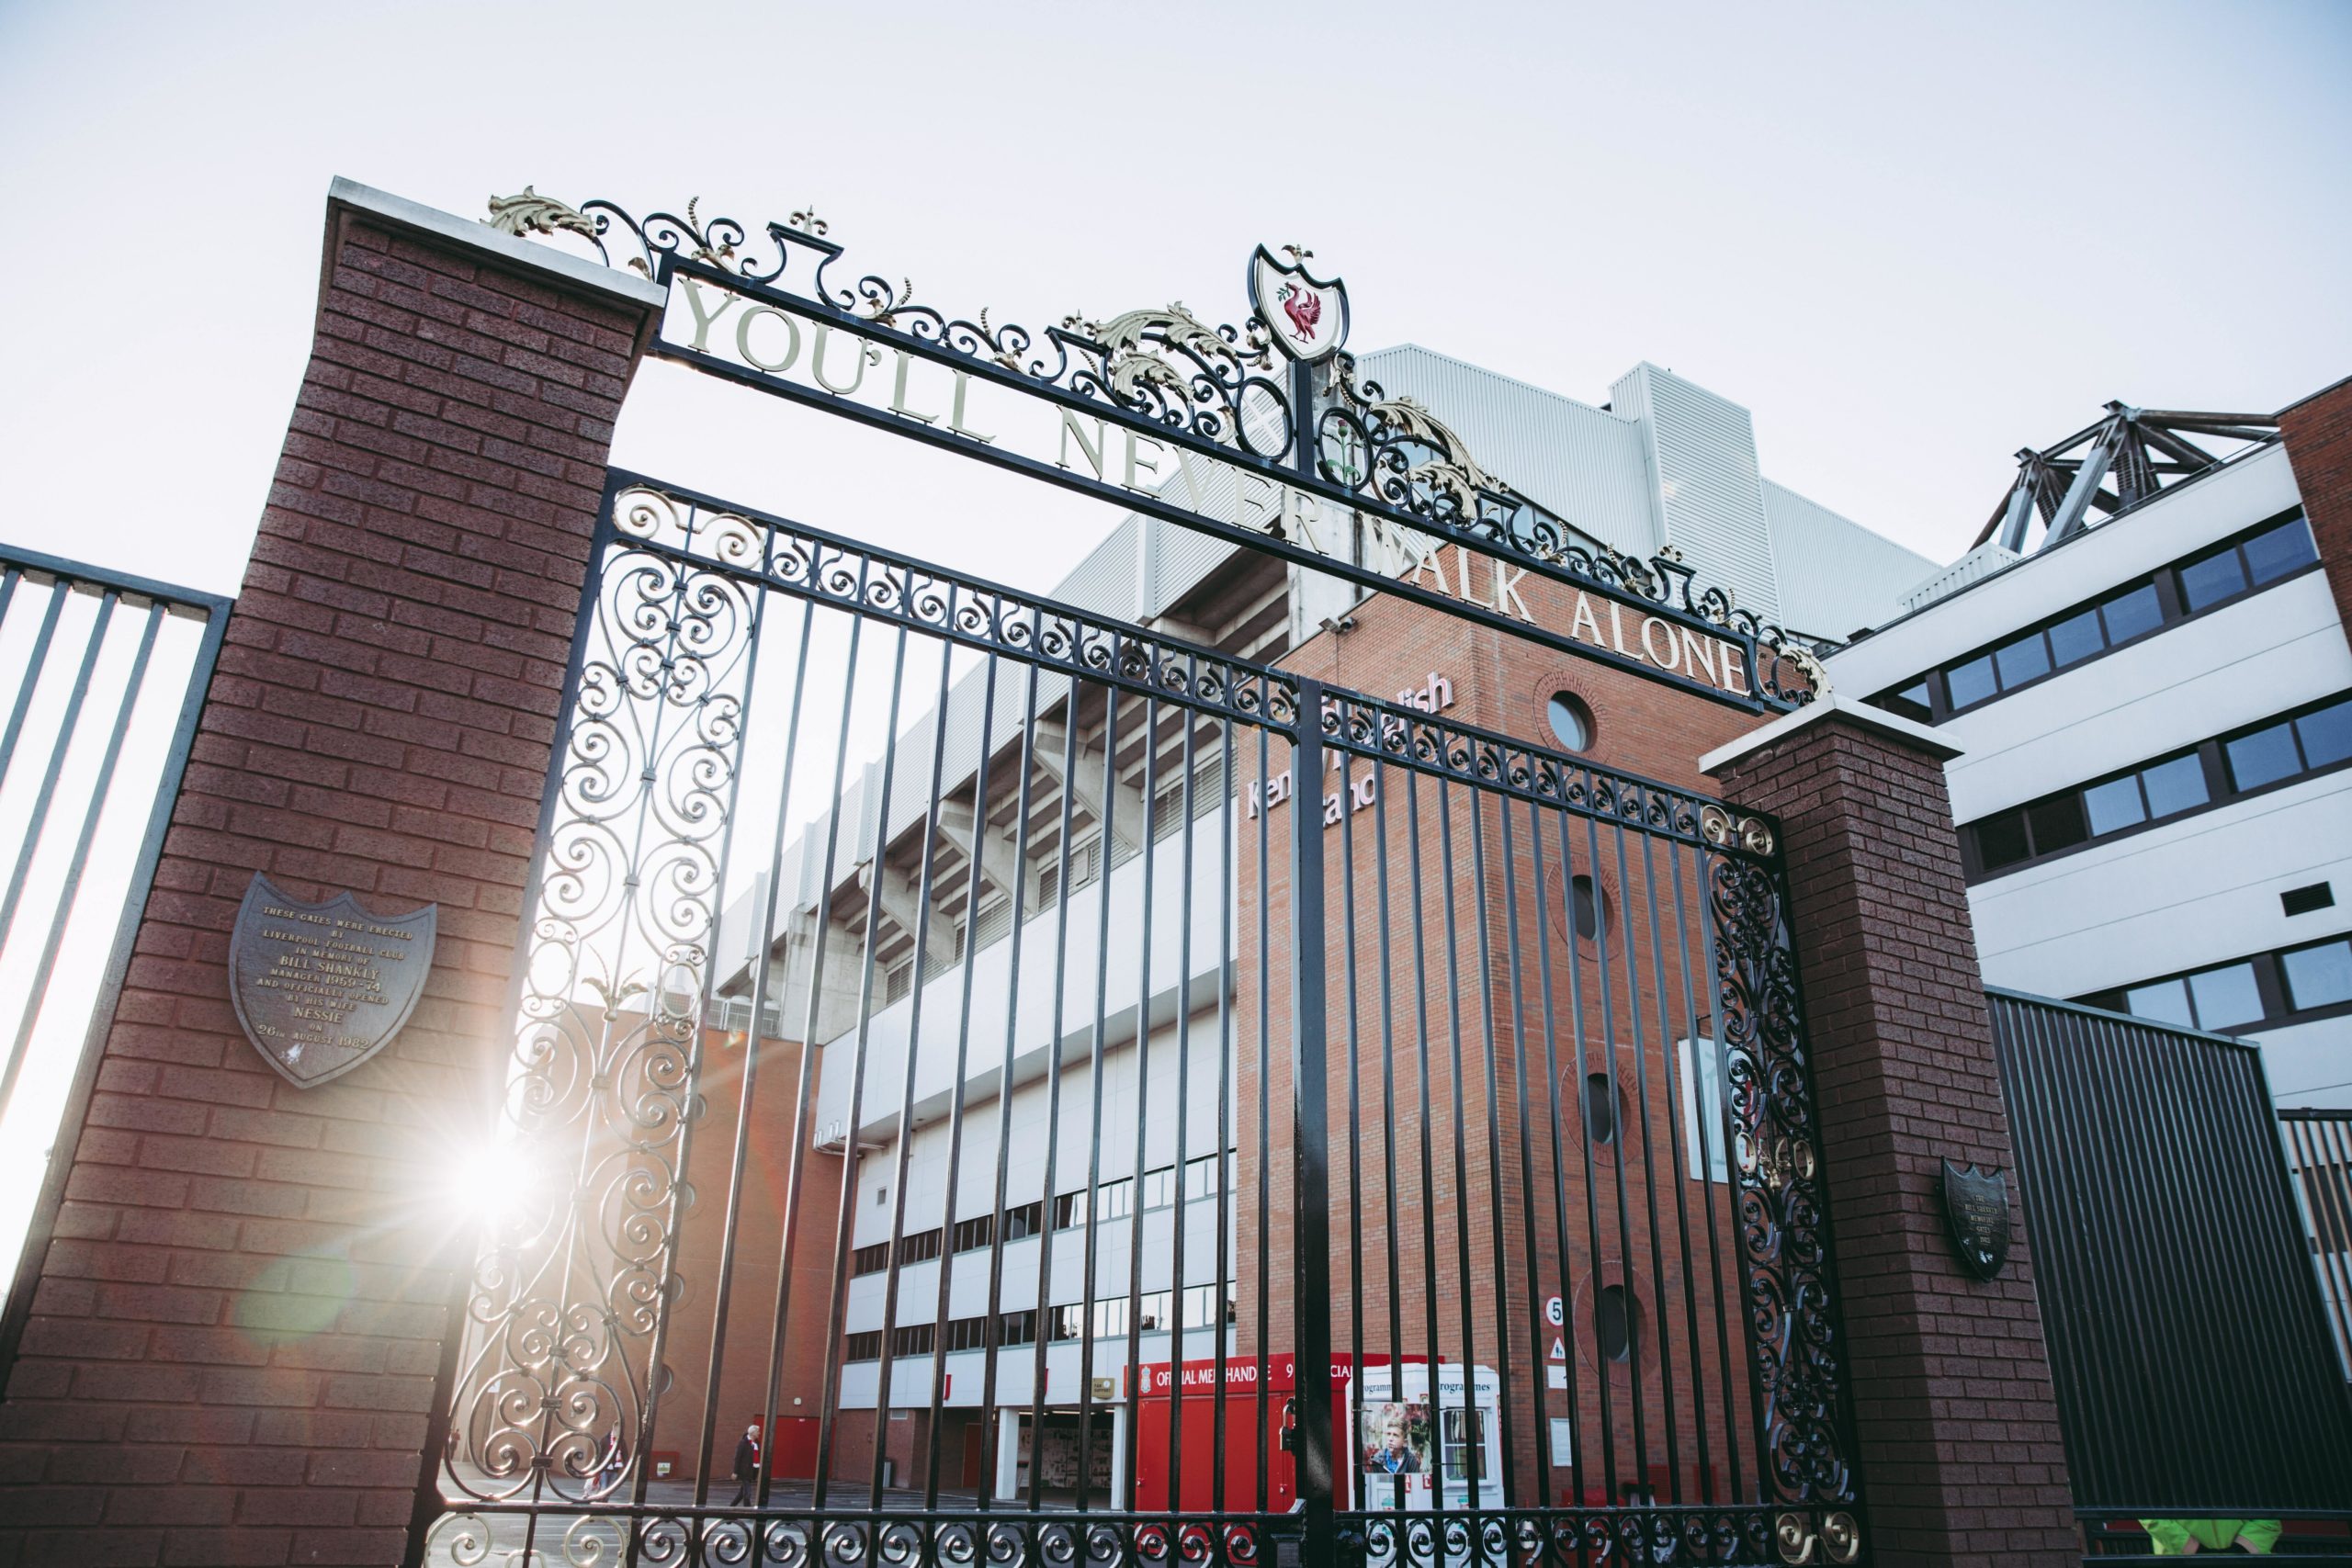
729;1422;762;1507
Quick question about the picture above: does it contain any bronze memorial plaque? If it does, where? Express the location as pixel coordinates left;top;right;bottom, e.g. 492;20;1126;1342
1939;1159;2012;1280
228;874;436;1088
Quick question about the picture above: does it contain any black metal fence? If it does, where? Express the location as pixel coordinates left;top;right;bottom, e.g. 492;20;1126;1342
0;546;231;1374
1987;990;2352;1532
2281;1109;2352;1382
406;477;1861;1568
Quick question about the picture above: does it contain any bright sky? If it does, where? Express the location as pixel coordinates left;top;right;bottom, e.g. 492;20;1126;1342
5;0;2349;600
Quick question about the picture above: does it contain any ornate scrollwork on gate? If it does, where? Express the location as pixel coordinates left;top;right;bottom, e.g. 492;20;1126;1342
1705;851;1858;1511
485;187;1833;713
435;506;756;1515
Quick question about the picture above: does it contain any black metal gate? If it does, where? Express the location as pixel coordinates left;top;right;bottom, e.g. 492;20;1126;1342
406;473;1858;1567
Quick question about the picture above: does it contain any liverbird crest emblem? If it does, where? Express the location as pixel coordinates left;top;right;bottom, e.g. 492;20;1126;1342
1248;243;1349;363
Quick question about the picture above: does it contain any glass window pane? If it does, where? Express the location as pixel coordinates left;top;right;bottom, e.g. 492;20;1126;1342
2048;608;2105;667
2244;517;2318;585
2225;723;2302;791
2139;754;2210;818
2178;548;2250;612
1873;680;1932;724
2082;775;2147;836
2282;941;2352;1011
2295;698;2352;771
2124;978;2194;1028
2027;794;2088;855
2099;583;2165;644
1994;633;2052;689
1973;810;2032;871
2188;963;2265;1031
1946;654;1998;710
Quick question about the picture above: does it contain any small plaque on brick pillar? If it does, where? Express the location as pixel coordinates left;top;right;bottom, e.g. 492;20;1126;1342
228;873;436;1088
1939;1159;2012;1280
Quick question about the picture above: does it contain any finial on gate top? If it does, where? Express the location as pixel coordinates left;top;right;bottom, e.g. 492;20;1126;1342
1278;243;1314;264
788;204;829;236
486;186;595;242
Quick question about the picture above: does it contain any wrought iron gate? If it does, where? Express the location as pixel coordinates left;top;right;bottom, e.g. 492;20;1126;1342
408;473;1858;1568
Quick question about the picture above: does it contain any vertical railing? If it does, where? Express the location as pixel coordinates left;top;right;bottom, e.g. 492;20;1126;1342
0;545;232;1378
2280;1109;2352;1382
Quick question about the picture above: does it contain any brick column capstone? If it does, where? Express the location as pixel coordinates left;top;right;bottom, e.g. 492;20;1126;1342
1702;696;2077;1568
0;179;662;1568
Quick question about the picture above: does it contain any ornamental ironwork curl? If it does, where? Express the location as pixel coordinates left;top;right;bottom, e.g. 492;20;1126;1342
1346;1504;1856;1568
1704;852;1857;1509
435;514;755;1517
486;188;1832;710
424;1510;1270;1568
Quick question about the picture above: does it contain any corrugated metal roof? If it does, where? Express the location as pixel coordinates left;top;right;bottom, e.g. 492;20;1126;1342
1612;363;1781;623
1761;479;1940;641
1355;344;1658;558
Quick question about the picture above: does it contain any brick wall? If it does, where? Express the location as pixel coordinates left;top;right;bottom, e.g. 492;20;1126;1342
1234;573;1771;1505
2278;373;2352;630
0;185;660;1567
1709;705;2076;1568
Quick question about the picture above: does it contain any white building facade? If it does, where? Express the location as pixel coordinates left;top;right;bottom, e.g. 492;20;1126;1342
1829;417;2352;1109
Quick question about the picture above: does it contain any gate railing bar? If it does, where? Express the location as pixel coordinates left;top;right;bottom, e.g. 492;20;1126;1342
1433;775;1485;1512
1164;697;1199;1516
1401;766;1444;1518
867;621;959;1507
2279;1111;2352;1378
920;648;1000;1507
1212;711;1235;1517
1073;678;1125;1512
970;649;1046;1515
1524;799;1589;1528
0;545;230;1382
1611;816;1678;1497
1497;793;1551;1513
1252;725;1272;1516
808;617;910;1507
1644;825;1709;1502
0;592;118;1024
1287;677;1336;1560
1370;755;1406;1518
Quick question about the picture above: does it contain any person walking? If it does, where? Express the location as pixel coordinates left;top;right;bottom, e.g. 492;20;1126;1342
729;1422;762;1508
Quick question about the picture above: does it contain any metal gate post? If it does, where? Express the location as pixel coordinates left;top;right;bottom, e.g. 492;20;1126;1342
1288;678;1337;1562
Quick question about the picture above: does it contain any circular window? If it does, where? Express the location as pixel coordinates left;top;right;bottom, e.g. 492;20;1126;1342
1597;1283;1638;1363
1569;874;1604;942
1582;1072;1617;1145
1546;691;1594;751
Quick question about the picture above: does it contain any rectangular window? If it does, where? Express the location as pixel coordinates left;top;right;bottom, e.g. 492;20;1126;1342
1001;1201;1043;1242
2297;698;2352;770
2282;940;2352;1011
1440;1408;1487;1481
898;1229;942;1266
2124;977;2195;1029
1994;632;2052;689
2138;752;2209;818
1677;1035;1730;1183
1873;679;1933;724
1182;1151;1228;1201
1974;809;2031;871
1946;654;1998;711
852;1242;891;1278
2187;963;2265;1031
2225;723;2301;791
845;1332;883;1362
1140;1166;1176;1211
952;1214;993;1253
890;1323;935;1358
2081;774;2147;836
2098;582;2165;644
2244;515;2319;586
1053;1177;1133;1229
2178;546;2251;612
2025;795;2088;857
2047;608;2105;668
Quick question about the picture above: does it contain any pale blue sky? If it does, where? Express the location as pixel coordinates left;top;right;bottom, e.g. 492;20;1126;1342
2;0;2347;599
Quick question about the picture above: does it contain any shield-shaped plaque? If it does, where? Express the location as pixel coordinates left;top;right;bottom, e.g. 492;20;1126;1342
1939;1159;2011;1280
228;874;436;1088
1249;243;1350;363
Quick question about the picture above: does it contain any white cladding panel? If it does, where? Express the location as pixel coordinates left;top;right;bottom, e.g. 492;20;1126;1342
815;826;1229;1147
1824;444;2302;699
1940;571;2352;824
1969;772;2352;1003
2248;1014;2352;1109
1354;344;1659;558
1611;364;1781;625
1761;479;1939;642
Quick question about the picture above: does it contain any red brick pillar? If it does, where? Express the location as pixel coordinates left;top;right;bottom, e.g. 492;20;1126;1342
0;179;662;1567
1702;697;2077;1568
2278;373;2352;632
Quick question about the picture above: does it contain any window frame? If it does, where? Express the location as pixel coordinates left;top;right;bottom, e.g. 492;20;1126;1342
2075;930;2352;1035
1865;508;2319;727
1960;689;2352;883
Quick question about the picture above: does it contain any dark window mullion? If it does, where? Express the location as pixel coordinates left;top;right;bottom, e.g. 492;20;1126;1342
2195;739;2232;808
2249;953;2294;1029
